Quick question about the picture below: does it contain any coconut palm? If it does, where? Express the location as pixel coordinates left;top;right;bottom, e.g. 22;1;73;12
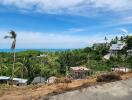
4;30;17;80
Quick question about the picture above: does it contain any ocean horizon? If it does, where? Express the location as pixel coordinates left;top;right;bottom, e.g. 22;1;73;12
0;48;74;52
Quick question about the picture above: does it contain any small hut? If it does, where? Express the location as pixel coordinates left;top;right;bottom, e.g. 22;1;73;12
0;76;28;85
13;78;28;86
70;67;90;79
0;76;10;84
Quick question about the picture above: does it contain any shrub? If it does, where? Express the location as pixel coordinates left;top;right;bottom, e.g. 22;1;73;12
96;72;122;82
55;77;72;84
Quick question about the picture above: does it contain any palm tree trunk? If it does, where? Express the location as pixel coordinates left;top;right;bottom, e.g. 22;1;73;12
11;49;15;84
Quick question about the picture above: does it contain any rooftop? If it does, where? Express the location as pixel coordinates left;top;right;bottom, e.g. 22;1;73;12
13;78;28;84
110;41;126;50
0;76;28;83
0;76;10;80
70;67;90;71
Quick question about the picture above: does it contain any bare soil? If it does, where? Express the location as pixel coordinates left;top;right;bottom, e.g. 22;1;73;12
0;72;132;100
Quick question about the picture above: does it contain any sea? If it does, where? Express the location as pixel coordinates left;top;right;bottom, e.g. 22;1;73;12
0;49;72;53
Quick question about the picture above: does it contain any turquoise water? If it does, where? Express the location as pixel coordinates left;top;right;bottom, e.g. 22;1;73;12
0;49;71;52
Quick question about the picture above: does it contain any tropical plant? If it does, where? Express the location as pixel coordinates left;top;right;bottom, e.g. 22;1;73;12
4;30;17;80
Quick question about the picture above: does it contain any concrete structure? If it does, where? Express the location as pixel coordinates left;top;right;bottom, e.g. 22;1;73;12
70;67;90;79
110;41;126;56
111;67;131;73
32;76;46;84
46;79;132;100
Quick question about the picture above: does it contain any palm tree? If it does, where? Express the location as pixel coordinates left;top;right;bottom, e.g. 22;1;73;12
4;30;17;81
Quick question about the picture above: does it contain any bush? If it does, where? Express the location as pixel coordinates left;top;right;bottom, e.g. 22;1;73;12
55;77;72;84
96;72;122;82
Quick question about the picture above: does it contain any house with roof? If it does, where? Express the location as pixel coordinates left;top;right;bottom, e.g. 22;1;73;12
0;76;10;84
0;76;28;85
13;78;28;86
70;66;91;79
110;41;126;56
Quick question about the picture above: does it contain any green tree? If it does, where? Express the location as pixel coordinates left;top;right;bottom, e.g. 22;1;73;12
4;30;17;80
126;36;132;49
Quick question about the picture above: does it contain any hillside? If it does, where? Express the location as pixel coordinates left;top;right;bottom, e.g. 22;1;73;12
0;72;132;100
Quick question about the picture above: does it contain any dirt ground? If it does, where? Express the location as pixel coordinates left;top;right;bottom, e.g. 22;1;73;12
0;72;132;100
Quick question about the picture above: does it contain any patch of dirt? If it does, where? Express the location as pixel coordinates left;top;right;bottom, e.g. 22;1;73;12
0;72;132;100
96;72;122;82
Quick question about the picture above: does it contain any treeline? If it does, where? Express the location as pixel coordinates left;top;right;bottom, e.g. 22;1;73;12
0;35;132;82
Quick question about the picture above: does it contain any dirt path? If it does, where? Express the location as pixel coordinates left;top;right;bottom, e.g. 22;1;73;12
0;72;132;100
48;79;132;100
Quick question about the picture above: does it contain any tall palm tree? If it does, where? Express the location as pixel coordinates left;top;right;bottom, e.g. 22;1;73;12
4;30;17;81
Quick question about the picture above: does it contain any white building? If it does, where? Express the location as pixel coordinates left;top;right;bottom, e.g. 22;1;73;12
110;41;126;56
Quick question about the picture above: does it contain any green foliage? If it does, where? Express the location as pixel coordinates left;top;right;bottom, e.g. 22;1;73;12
0;35;132;82
125;35;132;49
58;49;87;74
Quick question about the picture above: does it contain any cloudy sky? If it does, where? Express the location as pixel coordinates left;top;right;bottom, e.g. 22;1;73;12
0;0;132;49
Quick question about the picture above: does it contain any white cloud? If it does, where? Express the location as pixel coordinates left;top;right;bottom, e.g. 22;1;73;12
119;28;128;34
93;0;132;11
121;16;132;25
106;16;132;27
0;0;132;15
71;28;86;32
0;30;117;49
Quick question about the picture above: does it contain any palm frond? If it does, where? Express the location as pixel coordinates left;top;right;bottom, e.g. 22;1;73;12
4;36;11;39
10;30;17;39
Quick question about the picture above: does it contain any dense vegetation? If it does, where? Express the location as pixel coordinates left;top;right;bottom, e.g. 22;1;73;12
0;35;132;82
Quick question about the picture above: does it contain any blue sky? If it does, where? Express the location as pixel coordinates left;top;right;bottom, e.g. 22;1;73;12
0;0;132;49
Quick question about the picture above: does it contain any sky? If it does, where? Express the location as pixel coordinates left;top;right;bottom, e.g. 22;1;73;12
0;0;132;49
